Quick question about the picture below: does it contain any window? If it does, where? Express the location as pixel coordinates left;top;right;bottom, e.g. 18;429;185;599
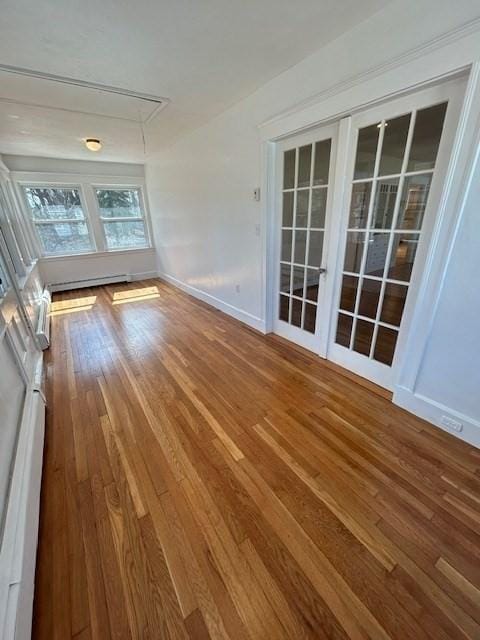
95;188;148;250
23;187;94;256
20;181;151;258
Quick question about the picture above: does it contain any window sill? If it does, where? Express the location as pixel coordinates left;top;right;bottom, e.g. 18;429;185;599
38;247;155;262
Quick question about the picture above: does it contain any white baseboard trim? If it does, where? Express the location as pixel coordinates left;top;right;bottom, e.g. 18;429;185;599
158;272;266;333
48;270;158;292
394;386;480;449
130;270;158;282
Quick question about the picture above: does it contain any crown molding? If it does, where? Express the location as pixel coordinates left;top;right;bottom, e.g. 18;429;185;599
259;17;480;133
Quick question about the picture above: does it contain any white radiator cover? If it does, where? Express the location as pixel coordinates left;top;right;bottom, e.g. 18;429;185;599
35;289;51;351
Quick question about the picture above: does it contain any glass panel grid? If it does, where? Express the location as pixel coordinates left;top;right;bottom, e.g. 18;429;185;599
278;138;331;334
334;102;447;366
23;186;95;256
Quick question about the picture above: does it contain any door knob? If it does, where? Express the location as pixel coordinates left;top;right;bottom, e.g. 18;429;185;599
318;267;327;275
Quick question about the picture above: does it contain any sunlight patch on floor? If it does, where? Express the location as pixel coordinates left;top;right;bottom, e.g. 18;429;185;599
111;286;160;305
49;295;97;316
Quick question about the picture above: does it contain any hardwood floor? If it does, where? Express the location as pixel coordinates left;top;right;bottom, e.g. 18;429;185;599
33;279;480;640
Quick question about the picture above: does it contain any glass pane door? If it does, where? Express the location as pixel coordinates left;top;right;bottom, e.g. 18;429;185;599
275;129;334;351
331;99;449;380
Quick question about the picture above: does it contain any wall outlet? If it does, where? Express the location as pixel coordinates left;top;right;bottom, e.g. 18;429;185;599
235;284;241;293
440;415;463;433
253;187;261;201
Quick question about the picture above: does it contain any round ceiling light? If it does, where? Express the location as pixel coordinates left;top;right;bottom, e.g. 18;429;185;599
85;138;102;151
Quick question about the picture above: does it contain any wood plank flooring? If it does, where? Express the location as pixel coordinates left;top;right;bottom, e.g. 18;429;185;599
33;279;480;640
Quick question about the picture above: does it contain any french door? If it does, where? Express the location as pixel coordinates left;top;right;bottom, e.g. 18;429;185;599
273;123;338;351
272;78;465;389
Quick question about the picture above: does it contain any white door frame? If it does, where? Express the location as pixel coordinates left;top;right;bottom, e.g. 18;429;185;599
265;72;467;389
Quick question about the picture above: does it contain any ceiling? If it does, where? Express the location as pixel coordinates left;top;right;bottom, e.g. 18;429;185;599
0;0;390;162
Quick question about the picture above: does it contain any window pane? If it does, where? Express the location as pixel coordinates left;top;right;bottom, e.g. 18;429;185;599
371;178;399;229
358;278;381;319
343;232;365;273
378;114;410;176
281;230;292;262
313;139;331;186
335;313;353;348
279;294;289;322
380;283;408;326
364;232;389;277
303;303;317;334
353;319;374;356
104;221;147;250
24;187;84;220
348;183;371;229
35;222;93;255
305;268;319;302
283;149;295;189
294;230;307;264
96;188;142;218
295;191;309;227
396;174;432;230
297;145;312;188
280;263;291;293
311;189;327;228
407;102;447;171
388;233;419;281
354;124;380;179
0;251;11;299
308;230;324;268
339;275;358;313
373;326;398;366
292;266;304;298
291;298;303;327
282;192;294;227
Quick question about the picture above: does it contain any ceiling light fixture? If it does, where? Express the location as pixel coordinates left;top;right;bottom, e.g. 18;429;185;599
85;138;102;151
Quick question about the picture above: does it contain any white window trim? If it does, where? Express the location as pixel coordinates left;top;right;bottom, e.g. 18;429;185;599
12;172;154;259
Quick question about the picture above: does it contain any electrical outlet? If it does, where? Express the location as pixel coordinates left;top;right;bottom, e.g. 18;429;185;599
440;415;463;433
253;187;261;201
235;284;240;293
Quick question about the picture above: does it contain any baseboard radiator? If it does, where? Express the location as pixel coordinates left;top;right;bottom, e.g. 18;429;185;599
35;289;51;350
48;273;131;293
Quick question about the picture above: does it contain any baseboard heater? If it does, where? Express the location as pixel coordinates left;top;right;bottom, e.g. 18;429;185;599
48;273;131;293
35;288;51;351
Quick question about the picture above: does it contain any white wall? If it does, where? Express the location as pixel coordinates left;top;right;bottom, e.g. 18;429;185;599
4;155;157;287
145;0;480;445
405;147;480;433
